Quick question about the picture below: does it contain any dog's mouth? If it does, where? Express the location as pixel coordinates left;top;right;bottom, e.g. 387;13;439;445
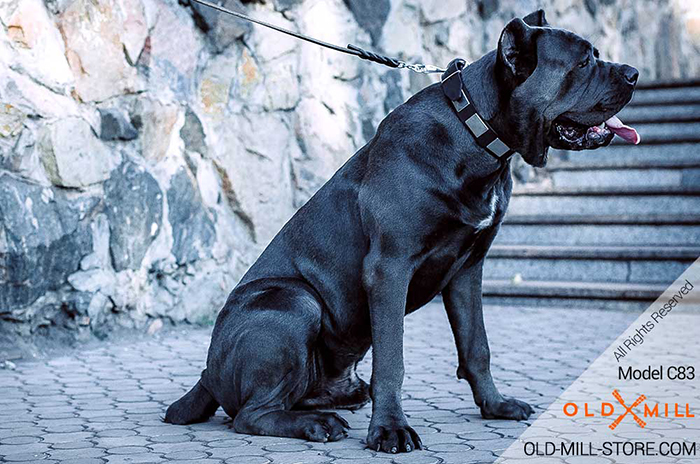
548;114;640;150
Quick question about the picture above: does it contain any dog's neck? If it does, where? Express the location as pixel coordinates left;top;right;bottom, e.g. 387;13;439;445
451;53;511;179
461;51;510;144
462;51;548;167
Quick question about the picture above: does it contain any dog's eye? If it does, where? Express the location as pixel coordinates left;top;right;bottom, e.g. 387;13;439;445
578;57;590;68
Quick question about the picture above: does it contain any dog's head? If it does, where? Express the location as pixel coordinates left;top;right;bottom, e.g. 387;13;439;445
495;10;639;167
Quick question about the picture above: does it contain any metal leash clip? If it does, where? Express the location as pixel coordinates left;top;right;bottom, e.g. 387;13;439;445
398;62;446;74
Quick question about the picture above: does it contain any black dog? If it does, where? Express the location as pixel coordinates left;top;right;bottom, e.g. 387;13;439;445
166;10;639;454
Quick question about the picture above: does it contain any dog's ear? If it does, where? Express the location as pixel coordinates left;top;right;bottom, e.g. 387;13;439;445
522;9;548;27
497;18;538;87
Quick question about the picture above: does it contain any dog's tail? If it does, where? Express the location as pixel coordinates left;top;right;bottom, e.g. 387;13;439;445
164;379;219;425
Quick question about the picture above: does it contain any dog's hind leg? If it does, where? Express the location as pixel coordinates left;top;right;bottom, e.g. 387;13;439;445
226;326;350;442
295;364;371;411
233;379;350;443
205;282;350;442
164;378;219;424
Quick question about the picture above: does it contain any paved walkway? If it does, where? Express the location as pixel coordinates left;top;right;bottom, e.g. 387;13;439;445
0;303;639;464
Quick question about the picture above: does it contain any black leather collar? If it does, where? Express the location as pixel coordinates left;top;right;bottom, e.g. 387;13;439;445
441;58;517;162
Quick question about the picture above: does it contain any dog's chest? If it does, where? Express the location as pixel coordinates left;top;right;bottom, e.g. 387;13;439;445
474;190;500;230
407;188;508;309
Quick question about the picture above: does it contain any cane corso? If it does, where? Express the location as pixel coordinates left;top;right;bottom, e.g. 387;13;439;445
166;10;639;453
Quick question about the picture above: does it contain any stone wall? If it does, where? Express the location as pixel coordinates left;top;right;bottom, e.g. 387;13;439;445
1;0;699;347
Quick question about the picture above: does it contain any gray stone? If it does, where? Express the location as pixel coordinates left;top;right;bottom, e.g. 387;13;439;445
655;13;683;80
380;71;403;113
272;0;302;11
0;174;95;310
99;109;138;141
58;0;142;102
180;107;207;155
191;0;253;53
420;0;467;23
166;168;215;264
0;103;25;139
477;0;500;19
137;99;180;161
343;0;390;45
39;117;120;188
103;162;163;271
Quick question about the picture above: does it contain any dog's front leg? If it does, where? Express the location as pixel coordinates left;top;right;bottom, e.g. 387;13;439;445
443;260;534;420
363;254;422;454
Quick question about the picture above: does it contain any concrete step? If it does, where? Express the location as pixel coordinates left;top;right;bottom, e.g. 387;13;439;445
611;122;700;144
484;245;697;284
557;143;700;167
497;215;700;246
547;167;700;189
548;158;700;170
509;186;700;216
636;79;700;90
617;104;700;123
629;86;700;106
482;280;665;311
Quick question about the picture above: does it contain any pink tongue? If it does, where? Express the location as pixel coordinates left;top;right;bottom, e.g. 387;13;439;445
605;115;640;144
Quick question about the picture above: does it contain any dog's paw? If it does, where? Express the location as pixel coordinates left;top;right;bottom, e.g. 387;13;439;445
481;397;534;420
302;412;349;442
366;420;422;453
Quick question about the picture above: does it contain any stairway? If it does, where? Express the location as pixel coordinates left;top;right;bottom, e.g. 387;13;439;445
484;80;700;310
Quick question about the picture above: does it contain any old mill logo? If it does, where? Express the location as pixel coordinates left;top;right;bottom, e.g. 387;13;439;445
563;390;694;429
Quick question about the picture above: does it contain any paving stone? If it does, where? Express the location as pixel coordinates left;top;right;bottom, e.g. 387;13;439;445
105;446;151;455
104;454;165;463
439;450;498;463
148;442;208;454
206;445;268;459
262;442;311;452
328;448;374;458
50;441;96;450
96;429;138;438
0;436;41;445
96;437;151;448
136;426;185;436
48;448;107;460
425;442;474;452
0;443;50;455
163;450;208;460
148;434;193;444
41;432;94;443
0;421;35;430
3;453;52;462
169;460;222;464
208;438;248;448
189;431;232;441
85;421;139;432
390;452;442;464
224;458;270;464
57;460;105;464
265;450;333;463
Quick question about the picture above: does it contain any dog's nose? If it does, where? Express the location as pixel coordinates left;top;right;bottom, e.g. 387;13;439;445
622;65;639;85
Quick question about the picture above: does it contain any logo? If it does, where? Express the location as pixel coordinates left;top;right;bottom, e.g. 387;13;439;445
563;390;694;429
609;390;646;430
